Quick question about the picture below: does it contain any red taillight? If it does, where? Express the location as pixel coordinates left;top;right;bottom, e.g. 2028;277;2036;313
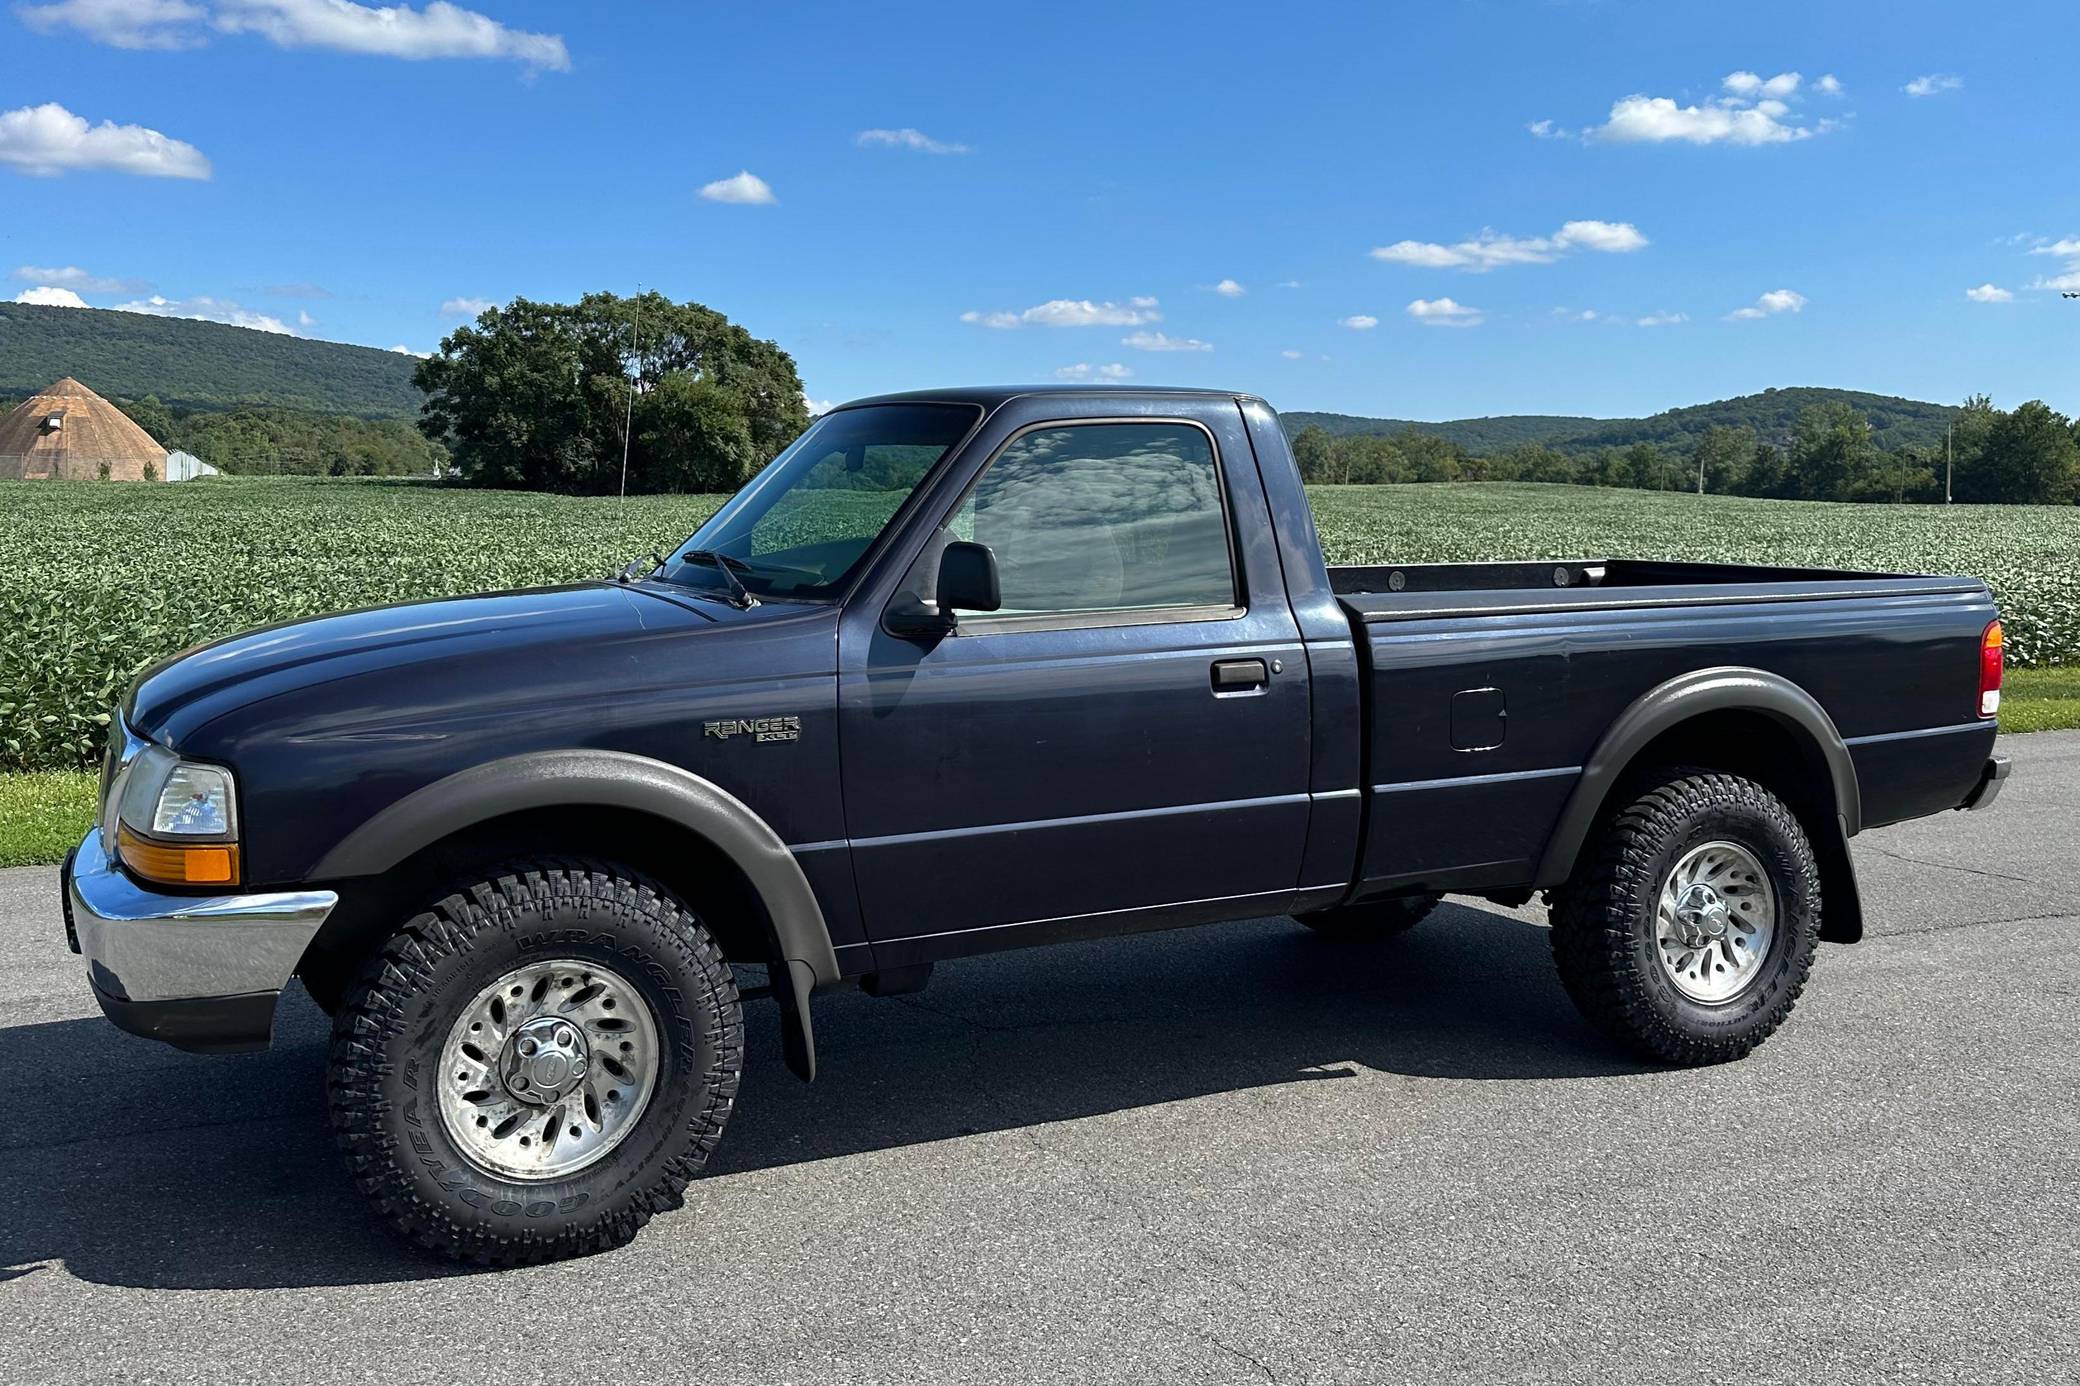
1978;620;2004;718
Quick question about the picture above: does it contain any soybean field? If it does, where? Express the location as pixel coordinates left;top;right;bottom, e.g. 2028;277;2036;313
3;477;2074;773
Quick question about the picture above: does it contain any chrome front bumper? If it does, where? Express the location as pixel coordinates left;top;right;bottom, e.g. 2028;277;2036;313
64;827;338;1053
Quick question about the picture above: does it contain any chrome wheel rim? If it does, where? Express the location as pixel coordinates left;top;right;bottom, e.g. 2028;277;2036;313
1655;841;1776;1004
436;959;660;1181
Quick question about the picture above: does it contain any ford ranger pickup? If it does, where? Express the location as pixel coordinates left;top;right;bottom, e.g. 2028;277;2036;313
61;386;2011;1264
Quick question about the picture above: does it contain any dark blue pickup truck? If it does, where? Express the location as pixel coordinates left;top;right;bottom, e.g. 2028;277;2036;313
63;386;2010;1264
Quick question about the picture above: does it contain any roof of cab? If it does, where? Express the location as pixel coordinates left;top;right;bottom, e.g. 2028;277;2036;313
832;385;1264;412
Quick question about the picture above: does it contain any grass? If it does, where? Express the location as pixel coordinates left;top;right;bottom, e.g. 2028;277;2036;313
0;770;96;870
2000;667;2080;734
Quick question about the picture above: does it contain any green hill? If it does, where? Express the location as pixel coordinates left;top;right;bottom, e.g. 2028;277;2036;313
0;302;421;418
1286;387;1961;457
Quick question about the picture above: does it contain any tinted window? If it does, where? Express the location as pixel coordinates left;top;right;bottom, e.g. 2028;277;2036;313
669;403;978;599
949;422;1234;615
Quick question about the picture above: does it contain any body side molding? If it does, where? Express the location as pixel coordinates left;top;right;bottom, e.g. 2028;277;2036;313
311;749;841;1077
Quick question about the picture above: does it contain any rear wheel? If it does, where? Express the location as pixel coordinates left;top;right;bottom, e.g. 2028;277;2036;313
1296;893;1440;942
1549;770;1819;1065
327;864;742;1265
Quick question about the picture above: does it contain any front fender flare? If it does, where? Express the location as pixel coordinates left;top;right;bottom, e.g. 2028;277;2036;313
1533;667;1865;942
312;749;839;1078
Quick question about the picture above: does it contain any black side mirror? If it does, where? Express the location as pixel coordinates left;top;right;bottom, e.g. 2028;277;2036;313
937;540;1001;613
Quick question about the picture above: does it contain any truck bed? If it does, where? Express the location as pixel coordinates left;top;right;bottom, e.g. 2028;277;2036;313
1327;557;1999;904
1331;558;1985;624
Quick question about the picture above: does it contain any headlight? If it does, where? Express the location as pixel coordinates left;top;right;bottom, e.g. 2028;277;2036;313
112;742;242;886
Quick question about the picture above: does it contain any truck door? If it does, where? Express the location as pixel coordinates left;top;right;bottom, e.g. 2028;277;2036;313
836;400;1314;961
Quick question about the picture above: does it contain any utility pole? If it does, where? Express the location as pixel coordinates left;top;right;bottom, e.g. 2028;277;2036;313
1945;422;1953;505
620;288;643;502
1696;452;1705;496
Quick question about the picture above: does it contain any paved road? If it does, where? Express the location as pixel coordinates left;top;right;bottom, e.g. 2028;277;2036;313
3;738;2076;1385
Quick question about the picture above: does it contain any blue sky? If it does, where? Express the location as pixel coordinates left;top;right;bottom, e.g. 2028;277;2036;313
5;0;2077;420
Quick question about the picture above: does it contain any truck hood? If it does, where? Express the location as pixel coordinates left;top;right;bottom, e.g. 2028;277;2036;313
126;582;727;748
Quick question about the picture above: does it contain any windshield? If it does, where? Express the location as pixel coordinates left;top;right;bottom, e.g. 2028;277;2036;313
657;402;981;601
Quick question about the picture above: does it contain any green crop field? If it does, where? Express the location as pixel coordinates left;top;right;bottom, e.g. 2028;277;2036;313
3;477;2075;779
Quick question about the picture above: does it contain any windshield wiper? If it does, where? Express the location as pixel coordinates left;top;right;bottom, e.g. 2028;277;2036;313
673;549;759;609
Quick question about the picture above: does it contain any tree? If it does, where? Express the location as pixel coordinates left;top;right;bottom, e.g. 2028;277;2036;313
1291;426;1336;482
414;292;809;494
1788;402;1876;501
1979;400;2079;505
1690;426;1755;494
1947;394;2000;502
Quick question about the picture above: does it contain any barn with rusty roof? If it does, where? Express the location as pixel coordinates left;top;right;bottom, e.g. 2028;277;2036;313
0;377;168;481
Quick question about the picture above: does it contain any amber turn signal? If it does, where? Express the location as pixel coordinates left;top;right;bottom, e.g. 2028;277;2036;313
116;824;240;886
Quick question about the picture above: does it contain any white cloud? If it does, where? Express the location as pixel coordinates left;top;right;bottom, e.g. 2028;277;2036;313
9;264;150;294
1280;348;1304;359
1726;288;1807;319
13;285;89;307
296;309;316;327
439;295;494;317
1338;314;1379;330
698;170;776;205
803;396;836;415
1546;66;1841;147
1595;94;1813;145
1904;74;1963;98
1053;362;1133;381
855;128;970;155
2026;239;2080;293
1024;297;1159;327
1276;279;1303;289
1120;330;1210;352
22;0;568;67
213;1;567;69
1637;311;1688;327
18;0;205;49
113;293;298;333
1406;297;1484;327
388;343;428;356
0;102;211;178
964;296;1162;329
1965;283;2013;303
1210;278;1245;297
1370;219;1646;272
1723;70;1803;99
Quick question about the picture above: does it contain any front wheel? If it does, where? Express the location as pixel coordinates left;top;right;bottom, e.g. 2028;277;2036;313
327;865;743;1265
1548;771;1820;1065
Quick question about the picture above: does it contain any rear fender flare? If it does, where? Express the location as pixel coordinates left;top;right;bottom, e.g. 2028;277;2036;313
1534;667;1864;942
311;749;838;1077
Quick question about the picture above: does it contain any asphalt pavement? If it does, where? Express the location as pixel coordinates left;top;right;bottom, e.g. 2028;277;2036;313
3;735;2076;1385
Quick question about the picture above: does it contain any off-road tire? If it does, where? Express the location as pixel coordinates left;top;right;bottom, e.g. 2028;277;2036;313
1296;893;1441;942
327;864;742;1265
1549;770;1820;1065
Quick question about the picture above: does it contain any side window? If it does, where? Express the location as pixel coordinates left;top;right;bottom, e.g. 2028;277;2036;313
948;422;1235;616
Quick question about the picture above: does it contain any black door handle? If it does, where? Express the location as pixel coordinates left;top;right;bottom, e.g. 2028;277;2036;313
1211;658;1268;691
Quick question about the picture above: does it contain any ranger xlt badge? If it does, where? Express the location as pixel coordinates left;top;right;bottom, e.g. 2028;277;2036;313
704;715;802;743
